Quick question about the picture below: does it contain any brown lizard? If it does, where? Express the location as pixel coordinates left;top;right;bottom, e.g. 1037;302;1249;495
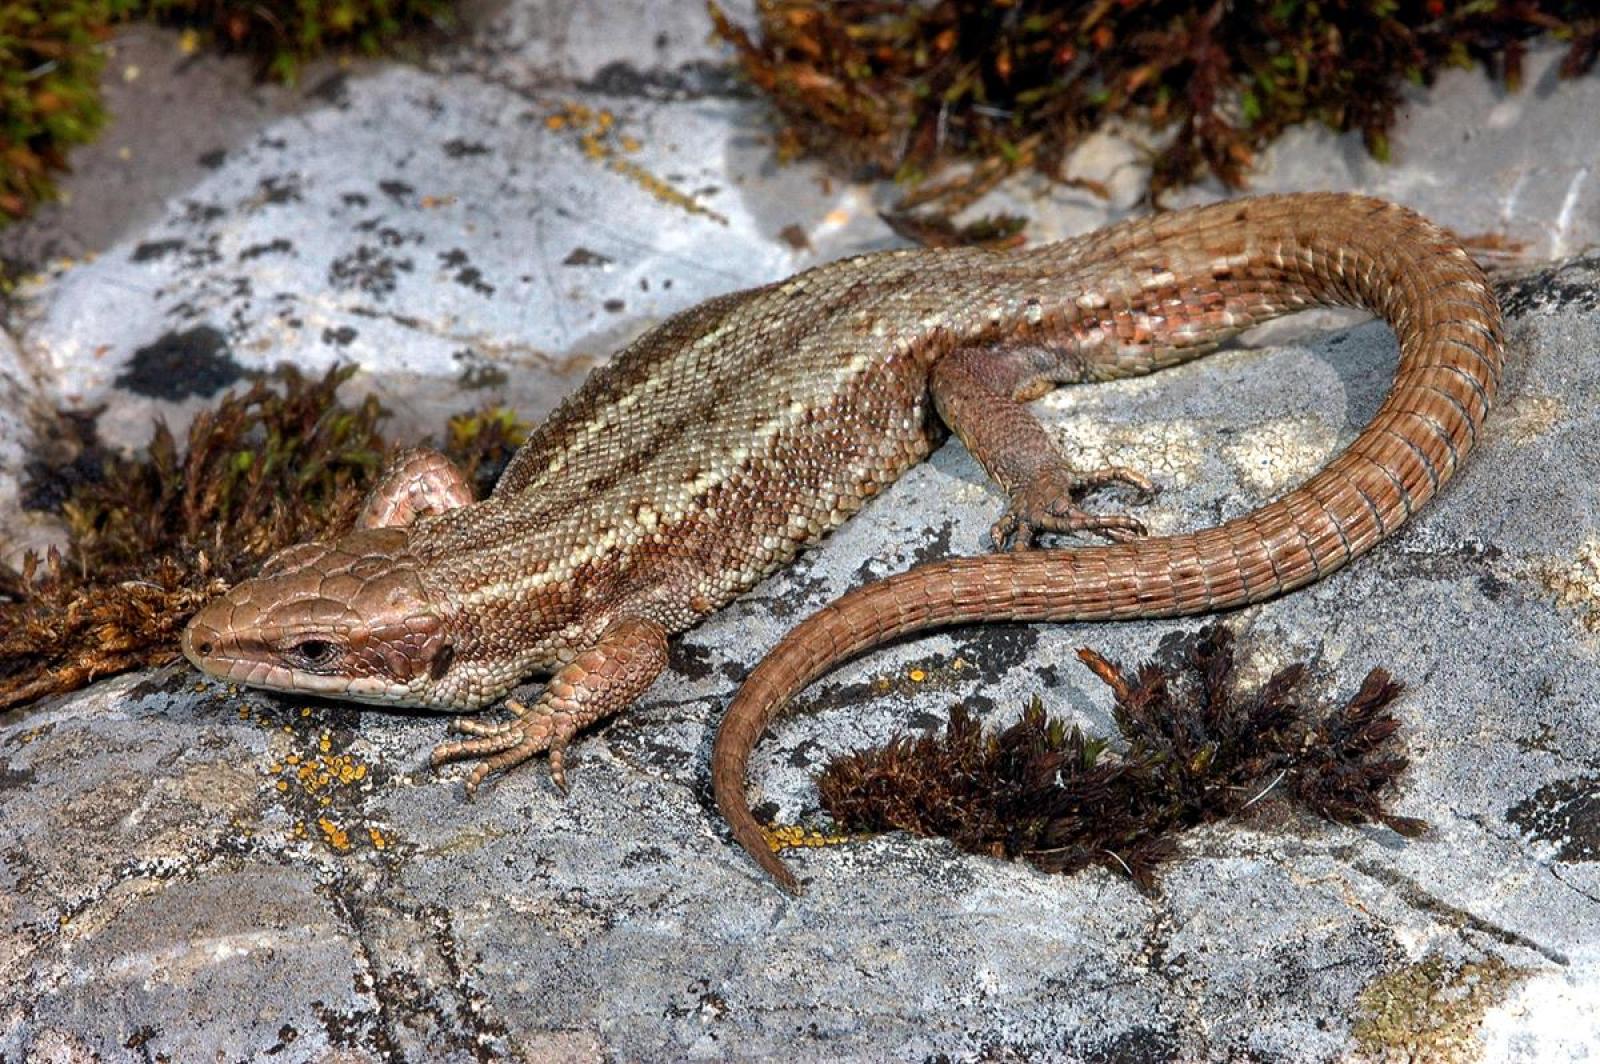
180;194;1502;893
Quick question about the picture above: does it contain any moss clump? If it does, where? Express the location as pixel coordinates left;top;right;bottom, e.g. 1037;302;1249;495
0;366;525;711
0;0;457;224
0;1;135;221
711;0;1600;216
140;0;456;82
817;625;1425;889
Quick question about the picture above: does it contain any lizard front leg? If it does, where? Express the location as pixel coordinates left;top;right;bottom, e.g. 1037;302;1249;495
430;615;669;794
931;345;1155;550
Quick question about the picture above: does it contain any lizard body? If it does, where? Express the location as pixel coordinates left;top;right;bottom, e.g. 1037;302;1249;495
180;193;1503;890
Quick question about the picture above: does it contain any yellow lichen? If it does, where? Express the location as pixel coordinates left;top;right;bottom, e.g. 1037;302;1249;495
763;822;855;852
1538;537;1600;634
1352;955;1528;1062
317;817;350;851
1495;394;1564;445
540;100;729;225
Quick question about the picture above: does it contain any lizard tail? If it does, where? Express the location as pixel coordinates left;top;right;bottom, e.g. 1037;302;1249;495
712;194;1503;892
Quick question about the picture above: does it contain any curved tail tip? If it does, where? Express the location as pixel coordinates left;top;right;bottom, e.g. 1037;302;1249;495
768;857;802;896
734;824;804;894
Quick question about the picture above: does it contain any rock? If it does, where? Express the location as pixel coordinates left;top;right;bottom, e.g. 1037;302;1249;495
3;2;1599;1059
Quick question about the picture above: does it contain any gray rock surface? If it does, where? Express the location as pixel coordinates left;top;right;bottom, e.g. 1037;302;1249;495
3;2;1600;1060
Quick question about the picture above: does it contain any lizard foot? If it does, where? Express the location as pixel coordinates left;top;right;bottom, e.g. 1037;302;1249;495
991;465;1155;550
430;706;578;796
428;617;670;798
445;699;532;738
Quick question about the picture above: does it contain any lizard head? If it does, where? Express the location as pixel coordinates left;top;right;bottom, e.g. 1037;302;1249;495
181;527;459;707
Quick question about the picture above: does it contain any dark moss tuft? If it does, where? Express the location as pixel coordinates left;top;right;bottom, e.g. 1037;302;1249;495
711;1;1599;222
817;625;1424;890
0;365;525;710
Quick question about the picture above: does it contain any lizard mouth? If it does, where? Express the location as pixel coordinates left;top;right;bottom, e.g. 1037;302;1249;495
181;616;407;702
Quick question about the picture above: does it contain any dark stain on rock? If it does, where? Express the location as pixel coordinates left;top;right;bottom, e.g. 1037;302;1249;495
579;59;748;101
308;73;350;106
1507;777;1600;861
452;349;508;391
328;247;414;299
264;1024;300;1055
563;247;613;267
131;239;186;263
378;179;416;203
257;175;303;205
603;298;626;313
443;139;490;158
910;521;956;567
456;267;494;296
322;325;359;347
183;200;226;224
1498;255;1600;318
1076;1025;1184;1064
239;238;294;261
197;148;226;169
669;639;717;682
439;249;493;295
778;223;812;251
116;326;244;399
341;192;370;208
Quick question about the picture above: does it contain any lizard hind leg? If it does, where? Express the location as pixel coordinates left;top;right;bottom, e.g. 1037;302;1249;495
356;447;478;530
428;615;670;795
931;345;1157;551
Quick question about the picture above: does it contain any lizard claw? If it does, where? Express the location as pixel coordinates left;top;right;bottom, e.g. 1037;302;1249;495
446;698;532;738
991;464;1155;550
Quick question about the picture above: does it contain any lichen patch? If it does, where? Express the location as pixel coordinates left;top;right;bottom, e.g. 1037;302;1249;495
1352;955;1529;1062
1220;415;1339;495
1537;537;1600;634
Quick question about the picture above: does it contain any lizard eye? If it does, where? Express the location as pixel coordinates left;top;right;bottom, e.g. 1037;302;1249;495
287;639;340;669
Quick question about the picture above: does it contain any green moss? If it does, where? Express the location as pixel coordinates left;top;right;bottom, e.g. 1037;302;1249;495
0;0;457;224
139;0;456;83
0;1;133;220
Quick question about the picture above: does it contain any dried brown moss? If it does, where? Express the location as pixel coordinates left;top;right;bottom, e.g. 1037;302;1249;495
817;625;1425;890
0;368;525;711
711;1;1600;217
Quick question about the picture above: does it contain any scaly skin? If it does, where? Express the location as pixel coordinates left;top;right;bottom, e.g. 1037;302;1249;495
180;194;1502;889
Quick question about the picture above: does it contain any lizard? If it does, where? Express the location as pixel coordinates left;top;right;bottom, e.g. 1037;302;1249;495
180;193;1503;894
